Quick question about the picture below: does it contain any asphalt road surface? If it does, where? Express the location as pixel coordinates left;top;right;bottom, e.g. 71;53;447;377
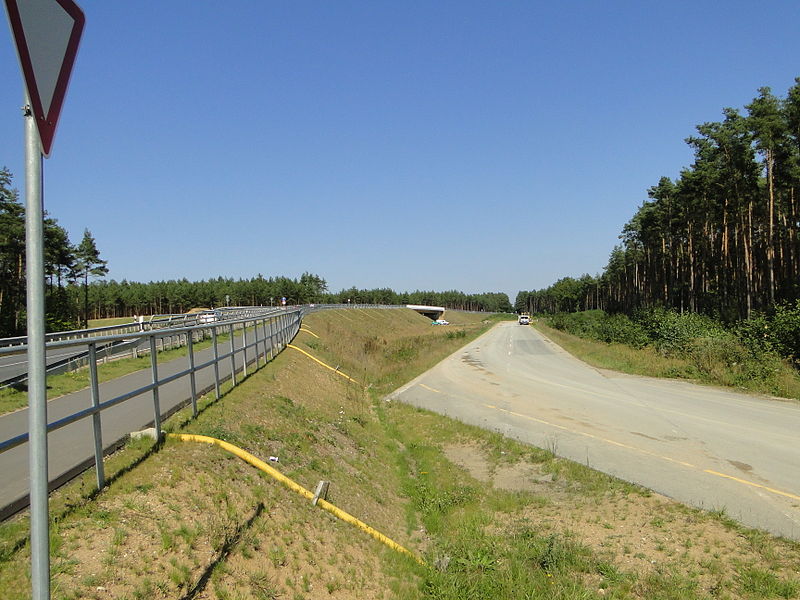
0;345;95;384
390;322;800;540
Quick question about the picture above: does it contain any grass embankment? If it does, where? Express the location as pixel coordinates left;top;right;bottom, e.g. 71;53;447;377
534;319;800;401
1;308;798;599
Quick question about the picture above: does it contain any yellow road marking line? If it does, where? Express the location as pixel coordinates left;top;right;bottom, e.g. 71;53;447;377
420;384;442;394
482;403;796;501
703;470;800;502
287;344;361;385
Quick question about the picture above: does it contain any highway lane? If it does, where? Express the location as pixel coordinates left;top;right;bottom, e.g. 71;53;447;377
0;346;95;383
390;322;800;540
0;331;284;518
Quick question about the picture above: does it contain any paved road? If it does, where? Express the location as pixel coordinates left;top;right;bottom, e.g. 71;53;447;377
0;345;97;384
0;331;285;518
390;322;800;540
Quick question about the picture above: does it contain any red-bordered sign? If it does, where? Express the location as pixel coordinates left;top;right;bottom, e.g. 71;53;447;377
5;0;85;157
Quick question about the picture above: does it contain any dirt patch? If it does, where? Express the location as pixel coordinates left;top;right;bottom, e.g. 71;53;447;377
444;442;555;494
443;441;800;597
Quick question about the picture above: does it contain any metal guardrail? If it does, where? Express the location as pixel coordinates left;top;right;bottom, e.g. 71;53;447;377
0;306;277;349
0;307;285;388
0;305;398;388
0;303;399;500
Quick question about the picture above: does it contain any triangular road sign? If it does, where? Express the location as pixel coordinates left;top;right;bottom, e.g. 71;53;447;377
4;0;85;157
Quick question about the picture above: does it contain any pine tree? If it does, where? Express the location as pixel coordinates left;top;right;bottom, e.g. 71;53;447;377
75;229;108;327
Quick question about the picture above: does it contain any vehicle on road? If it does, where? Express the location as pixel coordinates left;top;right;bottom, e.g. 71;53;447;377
518;314;530;325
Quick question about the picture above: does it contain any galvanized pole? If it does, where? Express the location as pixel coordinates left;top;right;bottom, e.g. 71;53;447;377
229;323;237;386
187;333;198;417
149;336;162;442
260;318;268;366
88;343;105;490
24;100;50;600
242;323;248;378
212;327;220;399
268;317;275;360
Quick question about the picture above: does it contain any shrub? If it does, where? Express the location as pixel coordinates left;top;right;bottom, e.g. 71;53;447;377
685;333;749;376
593;313;649;347
634;308;724;356
769;301;800;361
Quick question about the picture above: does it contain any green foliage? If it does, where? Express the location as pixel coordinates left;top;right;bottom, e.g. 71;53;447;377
633;308;725;355
737;567;799;598
546;310;649;348
0;168;85;336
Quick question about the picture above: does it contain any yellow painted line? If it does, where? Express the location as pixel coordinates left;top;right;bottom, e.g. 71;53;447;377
287;344;361;385
704;470;800;502
299;327;319;338
482;403;797;500
420;383;442;394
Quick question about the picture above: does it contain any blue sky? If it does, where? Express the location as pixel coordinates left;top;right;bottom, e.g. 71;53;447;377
2;1;799;300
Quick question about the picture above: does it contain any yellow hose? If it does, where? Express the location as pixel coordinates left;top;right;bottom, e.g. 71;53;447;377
286;344;361;385
299;327;320;338
168;433;424;566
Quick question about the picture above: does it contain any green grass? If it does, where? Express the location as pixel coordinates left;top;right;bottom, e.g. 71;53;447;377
88;317;137;328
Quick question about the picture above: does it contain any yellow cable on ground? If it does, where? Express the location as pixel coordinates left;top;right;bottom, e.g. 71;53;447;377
299;327;320;338
168;433;424;565
287;344;361;385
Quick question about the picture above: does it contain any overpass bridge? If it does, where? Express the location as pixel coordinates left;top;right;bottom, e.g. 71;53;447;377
406;304;446;320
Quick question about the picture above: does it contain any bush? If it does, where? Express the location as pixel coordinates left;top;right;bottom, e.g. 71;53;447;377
633;308;724;356
769;301;800;361
735;313;774;355
736;302;800;364
593;313;649;347
545;310;604;338
684;334;749;376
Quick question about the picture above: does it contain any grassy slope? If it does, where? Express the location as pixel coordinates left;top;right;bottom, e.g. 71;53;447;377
1;309;798;600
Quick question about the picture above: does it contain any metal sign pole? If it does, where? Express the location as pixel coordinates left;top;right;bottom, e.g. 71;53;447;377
24;96;50;600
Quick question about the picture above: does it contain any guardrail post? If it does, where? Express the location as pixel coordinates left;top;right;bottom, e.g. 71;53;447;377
268;317;275;360
260;318;268;366
212;327;221;399
149;336;162;442
88;343;105;490
242;323;249;378
229;323;237;386
187;333;198;417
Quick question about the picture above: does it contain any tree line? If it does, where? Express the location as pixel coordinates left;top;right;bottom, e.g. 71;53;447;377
75;281;511;323
1;167;511;336
320;288;513;313
518;78;800;321
1;167;107;335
